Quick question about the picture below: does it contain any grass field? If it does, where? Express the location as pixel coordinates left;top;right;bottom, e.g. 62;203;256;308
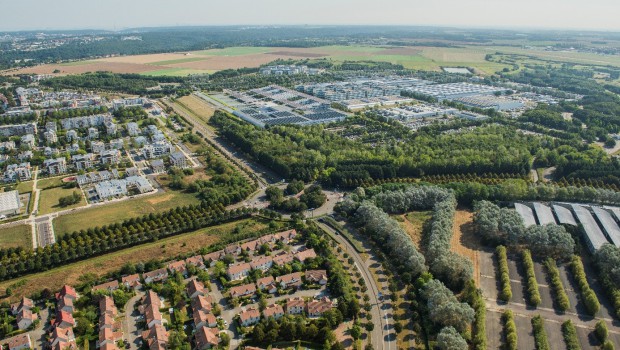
37;177;66;190
397;211;432;250
0;218;270;301
53;189;200;236
140;68;214;77
37;187;85;215
149;57;211;66
175;95;216;126
15;181;34;194
0;224;31;249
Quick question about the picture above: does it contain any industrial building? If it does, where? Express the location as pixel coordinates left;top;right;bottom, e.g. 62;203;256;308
453;95;524;111
0;190;21;216
296;77;429;102
404;82;505;101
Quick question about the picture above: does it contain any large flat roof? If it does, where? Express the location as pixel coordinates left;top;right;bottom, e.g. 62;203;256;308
0;190;20;212
572;204;609;252
533;202;556;225
593;207;620;247
553;205;578;226
515;203;536;227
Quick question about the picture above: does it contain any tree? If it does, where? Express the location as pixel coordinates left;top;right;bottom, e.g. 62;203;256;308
265;186;284;203
437;326;468;350
286;180;305;195
350;323;362;340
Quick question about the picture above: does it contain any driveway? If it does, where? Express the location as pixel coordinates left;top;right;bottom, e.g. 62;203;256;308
123;290;146;350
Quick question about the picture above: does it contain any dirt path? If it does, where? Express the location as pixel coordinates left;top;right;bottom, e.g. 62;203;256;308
450;210;480;286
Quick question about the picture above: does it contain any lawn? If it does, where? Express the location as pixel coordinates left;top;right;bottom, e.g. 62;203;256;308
15;181;34;194
0;218;270;301
149;57;210;66
37;177;66;190
38;187;85;215
53;189;200;236
0;224;31;249
194;47;275;56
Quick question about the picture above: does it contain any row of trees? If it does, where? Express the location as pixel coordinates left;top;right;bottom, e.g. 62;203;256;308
570;255;600;316
473;201;575;259
544;258;570;311
44;106;108;120
0;112;36;126
521;250;542;307
0;205;254;281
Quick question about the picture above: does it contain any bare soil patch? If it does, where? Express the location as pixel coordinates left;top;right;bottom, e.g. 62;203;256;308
169;53;312;70
451;210;481;286
10;62;157;75
269;51;327;58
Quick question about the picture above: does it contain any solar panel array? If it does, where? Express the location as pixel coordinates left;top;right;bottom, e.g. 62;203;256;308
515;203;536;227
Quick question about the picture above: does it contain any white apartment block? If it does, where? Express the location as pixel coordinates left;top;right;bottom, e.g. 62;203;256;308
43;158;67;175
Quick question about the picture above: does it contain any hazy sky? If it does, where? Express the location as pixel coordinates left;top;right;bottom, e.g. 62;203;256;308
2;0;619;32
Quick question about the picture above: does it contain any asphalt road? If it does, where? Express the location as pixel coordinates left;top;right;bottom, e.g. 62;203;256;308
317;221;394;350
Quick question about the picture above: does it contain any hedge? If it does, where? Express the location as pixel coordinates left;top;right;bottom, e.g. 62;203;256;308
603;340;615;350
544;257;570;311
497;246;512;302
595;320;608;343
522;250;541;307
531;315;550;350
561;320;581;350
464;280;486;350
570;255;600;316
502;309;518;350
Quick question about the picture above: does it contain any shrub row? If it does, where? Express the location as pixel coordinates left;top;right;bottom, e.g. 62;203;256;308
595;320;609;343
496;246;512;302
464;280;487;350
531;315;550;350
561;320;581;350
570;255;600;315
502;309;518;350
544;257;570;311
522;250;541;307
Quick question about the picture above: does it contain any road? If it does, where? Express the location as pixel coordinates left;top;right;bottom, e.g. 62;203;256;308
123;290;145;350
317;221;394;350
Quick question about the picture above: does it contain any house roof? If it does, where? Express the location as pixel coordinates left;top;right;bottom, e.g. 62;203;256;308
276;272;302;285
56;310;75;326
143;268;168;279
227;262;251;275
203;250;224;262
56;285;77;300
142;324;168;344
144;304;162;325
193;309;216;327
167;260;187;272
195;326;219;348
17;308;36;323
250;256;273;269
263;304;284;318
186;279;206;297
272;253;294;266
99;296;116;315
305;270;328;282
286;297;305;309
186;255;205;267
229;283;256;297
239;308;260;322
93;280;119;292
6;334;31;350
256;276;275;287
191;294;212;313
122;274;141;286
274;229;297;241
307;297;333;315
142;290;161;308
294;248;317;262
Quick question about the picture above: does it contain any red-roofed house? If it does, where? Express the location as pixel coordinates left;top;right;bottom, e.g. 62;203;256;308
93;280;120;293
55;311;75;328
249;256;273;272
16;308;37;330
255;276;277;294
10;297;34;316
294;248;317;262
203;250;224;267
186;255;206;270
58;295;74;314
229;283;256;298
141;324;168;350
143;268;169;284
272;253;294;266
186;279;207;299
276;272;302;289
307;297;334;318
286;297;305;315
305;270;328;285
122;274;142;289
191;295;212;313
227;262;251;281
193;309;217;328
56;285;78;301
167;260;187;276
262;304;284;320
274;229;297;244
238;308;260;327
5;334;32;350
195;326;219;349
50;327;75;349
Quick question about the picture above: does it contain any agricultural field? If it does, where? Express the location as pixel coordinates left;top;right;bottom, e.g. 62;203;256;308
174;94;216;127
5;45;514;76
0;218;271;301
0;224;31;249
37;187;85;215
53;189;200;236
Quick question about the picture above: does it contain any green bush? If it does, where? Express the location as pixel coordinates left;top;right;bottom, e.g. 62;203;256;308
570;255;600;315
463;280;486;350
522;250;541;307
595;320;608;343
544;258;570;311
496;246;512;302
603;340;615;350
502;310;518;350
531;315;550;350
561;320;580;350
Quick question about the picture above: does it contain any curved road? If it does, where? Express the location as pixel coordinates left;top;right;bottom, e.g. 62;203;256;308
316;221;394;350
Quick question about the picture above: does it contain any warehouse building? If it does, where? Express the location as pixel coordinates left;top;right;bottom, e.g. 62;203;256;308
0;190;21;216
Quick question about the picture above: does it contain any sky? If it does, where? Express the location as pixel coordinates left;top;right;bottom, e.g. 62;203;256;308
2;0;620;32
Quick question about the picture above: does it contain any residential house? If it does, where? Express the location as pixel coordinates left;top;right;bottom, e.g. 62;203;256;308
306;297;334;318
46;121;58;132
167;260;187;276
238;308;260;327
263;304;284;320
95;180;127;199
224;244;241;256
144;303;163;329
126;122;140;136
16;308;37;330
186;279;207;299
122;274;142;289
93;280;120;293
10;297;34;316
169;151;187;168
193;310;217;329
125;176;153;193
142;141;173;159
44;130;58;143
143;268;169;284
66;130;78;142
105;121;117;135
191;295;212;313
91;141;106;154
276;272;302;289
286;297;305;315
20;134;35;149
274;229;297;244
109;138;124;150
294;248;317;262
88;127;99;140
72;153;94;170
100;149;121;165
56;285;78;301
255;276;277;294
150;159;165;174
272;253;294;267
186;255;206;270
55;311;76;329
227;262;251;281
50;327;75;349
4;334;32;350
124;167;139;177
141;324;168;350
250;256;273;272
4;163;32;182
229;283;256;298
44;158;67;175
194;326;219;350
203;250;224;267
305;270;328;285
57;296;74;314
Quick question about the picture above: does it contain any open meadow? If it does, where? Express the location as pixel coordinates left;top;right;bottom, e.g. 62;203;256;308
0;224;31;249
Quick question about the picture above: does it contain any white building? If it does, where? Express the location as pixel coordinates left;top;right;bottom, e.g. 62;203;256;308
4;163;32;183
20;134;35;149
43;158;67;175
66;130;78;142
91;141;106;154
105;121;117;135
142;141;173;159
100;149;121;165
125;176;153;193
126;122;140;136
88;127;99;140
95;180;127;199
0;190;21;216
169;152;187;168
72;153;94;170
